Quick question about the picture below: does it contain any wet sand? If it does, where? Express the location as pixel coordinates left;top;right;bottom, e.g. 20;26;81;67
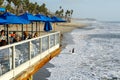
33;63;55;80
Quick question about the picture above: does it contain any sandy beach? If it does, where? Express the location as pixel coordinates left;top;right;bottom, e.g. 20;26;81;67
55;22;87;34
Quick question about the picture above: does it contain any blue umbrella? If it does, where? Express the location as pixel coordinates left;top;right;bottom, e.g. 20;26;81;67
0;12;30;24
35;14;53;22
51;16;66;31
36;14;53;33
19;12;41;22
44;22;52;32
0;18;7;24
48;22;52;31
19;12;42;33
51;16;66;22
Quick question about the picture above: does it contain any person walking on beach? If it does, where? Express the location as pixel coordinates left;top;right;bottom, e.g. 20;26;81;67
72;48;75;53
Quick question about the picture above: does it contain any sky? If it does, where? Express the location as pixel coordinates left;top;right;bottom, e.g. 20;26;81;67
30;0;120;21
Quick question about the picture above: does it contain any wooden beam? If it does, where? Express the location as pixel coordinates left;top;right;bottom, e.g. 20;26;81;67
12;48;61;80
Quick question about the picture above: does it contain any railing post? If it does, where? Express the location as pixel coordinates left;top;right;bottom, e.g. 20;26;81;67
31;22;33;34
12;46;15;77
36;22;37;32
22;24;24;40
48;35;50;49
55;33;56;45
40;38;42;53
29;41;31;60
59;32;60;44
12;46;15;69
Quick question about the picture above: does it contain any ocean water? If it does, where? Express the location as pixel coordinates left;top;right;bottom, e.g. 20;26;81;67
47;21;120;80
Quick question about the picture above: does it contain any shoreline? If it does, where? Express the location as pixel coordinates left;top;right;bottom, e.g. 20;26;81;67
56;22;88;48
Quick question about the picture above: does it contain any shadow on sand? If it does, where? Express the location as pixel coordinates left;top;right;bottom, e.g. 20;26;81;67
33;62;55;80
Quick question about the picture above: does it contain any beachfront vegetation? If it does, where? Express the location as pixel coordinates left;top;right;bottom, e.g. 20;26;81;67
55;6;73;22
0;0;73;22
0;0;48;15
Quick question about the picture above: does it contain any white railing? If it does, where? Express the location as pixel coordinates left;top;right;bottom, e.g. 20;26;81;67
0;31;60;80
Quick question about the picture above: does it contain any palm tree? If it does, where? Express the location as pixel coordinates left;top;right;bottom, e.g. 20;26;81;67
70;9;73;22
65;10;72;22
36;4;40;14
22;0;30;12
6;0;12;4
28;2;35;13
71;10;73;16
59;6;62;10
60;9;64;18
55;6;64;18
11;0;22;14
34;2;38;13
6;0;14;12
5;3;14;13
0;0;4;7
65;10;68;19
55;10;59;16
39;3;48;15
